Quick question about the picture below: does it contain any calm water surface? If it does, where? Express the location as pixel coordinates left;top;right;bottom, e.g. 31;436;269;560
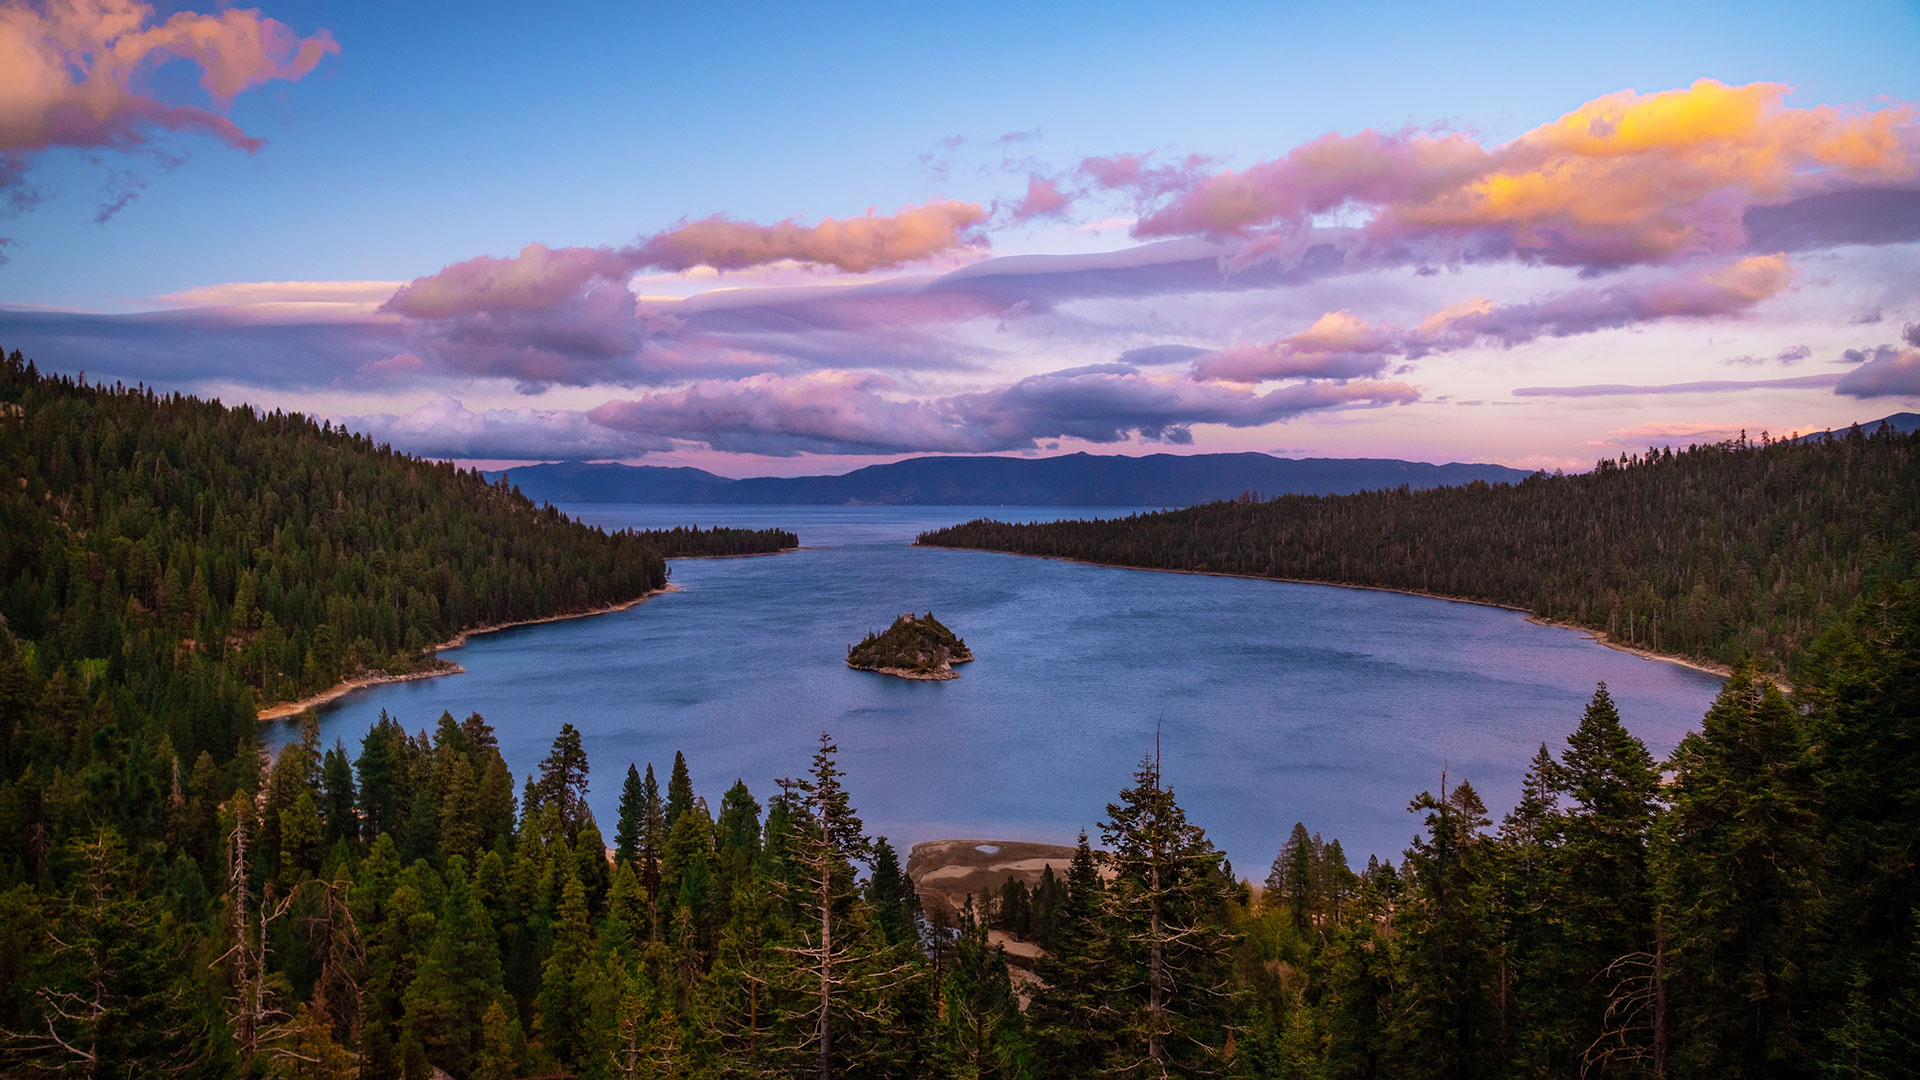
270;505;1723;869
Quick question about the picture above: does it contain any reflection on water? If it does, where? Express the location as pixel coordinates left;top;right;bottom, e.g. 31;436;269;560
269;504;1722;869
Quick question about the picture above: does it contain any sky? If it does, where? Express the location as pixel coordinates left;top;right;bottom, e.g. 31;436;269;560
2;1;1918;476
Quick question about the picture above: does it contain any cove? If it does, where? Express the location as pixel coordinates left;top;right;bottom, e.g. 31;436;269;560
267;504;1724;871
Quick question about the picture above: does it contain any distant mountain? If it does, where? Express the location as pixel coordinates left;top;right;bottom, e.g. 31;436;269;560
489;452;1535;507
1794;412;1920;443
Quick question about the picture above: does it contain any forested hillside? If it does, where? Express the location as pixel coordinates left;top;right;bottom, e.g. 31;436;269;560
0;349;679;762
2;573;1912;1078
920;427;1920;669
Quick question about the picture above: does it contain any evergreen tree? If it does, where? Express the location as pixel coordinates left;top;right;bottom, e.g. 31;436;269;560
535;723;591;840
320;740;357;846
865;838;916;948
1495;742;1568;1078
1099;751;1238;1075
537;872;597;1072
617;763;647;867
667;750;696;829
401;857;503;1077
937;896;1024;1077
9;829;207;1077
1557;683;1661;1076
1796;572;1920;1066
1395;777;1501;1080
1029;830;1113;1078
1659;668;1821;1078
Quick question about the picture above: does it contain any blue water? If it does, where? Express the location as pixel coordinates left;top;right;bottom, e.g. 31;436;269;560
268;505;1723;871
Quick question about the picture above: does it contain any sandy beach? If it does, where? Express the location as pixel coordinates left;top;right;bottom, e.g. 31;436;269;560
907;838;1083;919
257;584;679;721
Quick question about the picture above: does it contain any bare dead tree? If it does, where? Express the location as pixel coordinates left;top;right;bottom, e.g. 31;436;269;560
1583;948;1662;1079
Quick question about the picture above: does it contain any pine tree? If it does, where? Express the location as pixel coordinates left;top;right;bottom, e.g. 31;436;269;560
937;896;1023;1077
320;740;357;846
535;723;592;840
1659;667;1821;1078
717;778;763;861
617;763;648;867
667;750;696;829
1099;751;1238;1076
1266;822;1318;930
1495;742;1567;1077
9;828;208;1077
1557;683;1661;1076
537;872;597;1071
775;732;912;1079
1029;830;1112;1078
1796;572;1920;1065
864;838;916;948
401;857;503;1077
1395;776;1501;1080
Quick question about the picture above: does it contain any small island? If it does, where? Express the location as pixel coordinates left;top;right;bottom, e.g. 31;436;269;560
847;611;975;680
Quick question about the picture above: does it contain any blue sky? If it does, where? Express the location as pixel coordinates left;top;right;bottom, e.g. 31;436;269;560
2;0;1918;473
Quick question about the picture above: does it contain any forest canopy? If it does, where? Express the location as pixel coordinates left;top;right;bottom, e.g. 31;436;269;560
918;427;1920;671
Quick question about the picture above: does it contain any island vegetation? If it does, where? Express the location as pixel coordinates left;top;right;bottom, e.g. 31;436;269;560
624;525;798;558
918;426;1920;672
847;611;975;680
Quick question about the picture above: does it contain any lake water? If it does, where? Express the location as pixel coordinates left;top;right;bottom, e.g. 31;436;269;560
268;504;1724;871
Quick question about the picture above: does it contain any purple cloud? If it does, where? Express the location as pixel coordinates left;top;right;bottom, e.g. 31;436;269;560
1836;348;1920;398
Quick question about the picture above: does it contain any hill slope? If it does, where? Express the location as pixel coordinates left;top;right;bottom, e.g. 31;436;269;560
0;351;670;764
494;451;1533;506
919;429;1920;670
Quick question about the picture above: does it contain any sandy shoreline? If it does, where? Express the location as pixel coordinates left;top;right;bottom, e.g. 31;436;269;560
921;544;1734;681
257;584;679;721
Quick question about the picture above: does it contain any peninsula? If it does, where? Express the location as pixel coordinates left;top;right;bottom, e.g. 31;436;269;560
847;612;975;680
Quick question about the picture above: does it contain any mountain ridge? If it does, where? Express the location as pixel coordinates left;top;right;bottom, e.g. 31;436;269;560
490;451;1535;506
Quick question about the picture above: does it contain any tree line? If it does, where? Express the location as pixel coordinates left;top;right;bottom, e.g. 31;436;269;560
918;427;1920;671
624;527;798;559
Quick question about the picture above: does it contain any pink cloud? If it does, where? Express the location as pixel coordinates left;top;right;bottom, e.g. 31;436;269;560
383;244;637;319
1191;310;1399;382
1587;421;1761;447
1009;175;1071;223
1077;152;1216;205
631;200;988;274
1114;80;1915;271
0;0;336;202
1193;254;1796;383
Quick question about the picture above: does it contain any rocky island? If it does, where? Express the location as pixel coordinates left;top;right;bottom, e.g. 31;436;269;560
847;611;975;680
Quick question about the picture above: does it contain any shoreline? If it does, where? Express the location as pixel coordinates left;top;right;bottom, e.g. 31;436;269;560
257;584;680;721
847;662;960;681
666;546;805;560
920;545;1734;681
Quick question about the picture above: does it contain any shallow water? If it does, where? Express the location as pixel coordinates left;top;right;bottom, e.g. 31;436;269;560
268;504;1723;871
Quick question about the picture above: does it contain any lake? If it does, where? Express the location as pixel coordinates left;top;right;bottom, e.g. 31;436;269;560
268;504;1724;872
